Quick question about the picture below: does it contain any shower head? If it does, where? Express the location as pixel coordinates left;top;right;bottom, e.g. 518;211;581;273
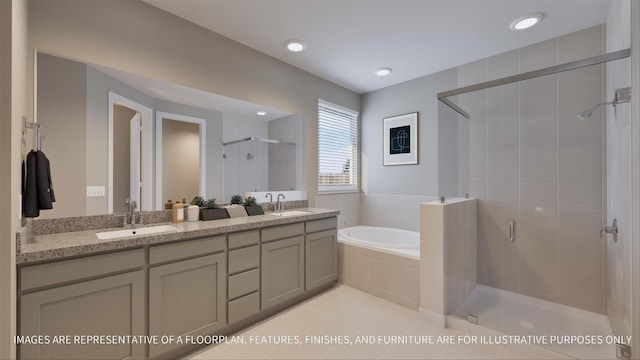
576;87;631;120
576;108;594;121
576;103;610;121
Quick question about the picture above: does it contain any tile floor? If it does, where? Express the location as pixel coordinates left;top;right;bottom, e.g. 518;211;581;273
187;284;575;359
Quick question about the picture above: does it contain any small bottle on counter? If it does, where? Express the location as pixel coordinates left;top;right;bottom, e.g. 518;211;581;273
172;201;184;223
165;200;173;210
187;204;200;222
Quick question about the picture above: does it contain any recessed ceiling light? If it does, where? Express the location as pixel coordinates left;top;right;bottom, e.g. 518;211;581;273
285;39;305;52
510;13;543;30
256;111;267;116
376;67;392;76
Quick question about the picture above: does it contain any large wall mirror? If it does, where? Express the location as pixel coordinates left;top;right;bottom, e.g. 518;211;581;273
34;51;306;218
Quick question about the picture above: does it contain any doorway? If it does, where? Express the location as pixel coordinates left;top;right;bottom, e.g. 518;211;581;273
108;92;153;213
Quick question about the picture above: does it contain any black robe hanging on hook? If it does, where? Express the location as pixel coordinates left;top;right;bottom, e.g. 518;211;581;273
23;150;55;218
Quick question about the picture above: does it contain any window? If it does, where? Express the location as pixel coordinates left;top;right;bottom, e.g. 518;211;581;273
317;99;359;193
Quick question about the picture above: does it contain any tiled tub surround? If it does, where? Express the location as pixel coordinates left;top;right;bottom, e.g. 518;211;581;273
360;193;439;232
338;240;419;310
17;204;324;265
420;198;477;327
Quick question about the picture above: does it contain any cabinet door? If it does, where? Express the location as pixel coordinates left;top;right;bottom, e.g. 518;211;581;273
261;236;304;309
19;271;145;360
305;229;338;291
148;253;226;359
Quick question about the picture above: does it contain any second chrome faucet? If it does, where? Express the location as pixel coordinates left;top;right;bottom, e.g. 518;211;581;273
266;193;285;212
276;193;286;212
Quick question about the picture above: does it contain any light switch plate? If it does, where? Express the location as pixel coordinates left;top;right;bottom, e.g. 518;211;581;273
87;186;106;197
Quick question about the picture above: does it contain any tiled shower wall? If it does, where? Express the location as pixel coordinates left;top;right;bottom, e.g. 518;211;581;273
456;26;606;313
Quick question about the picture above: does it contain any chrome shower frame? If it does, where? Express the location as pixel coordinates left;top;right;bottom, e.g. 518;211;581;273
438;48;631;119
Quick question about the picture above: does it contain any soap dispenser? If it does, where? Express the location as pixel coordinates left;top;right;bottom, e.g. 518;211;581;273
172;201;184;223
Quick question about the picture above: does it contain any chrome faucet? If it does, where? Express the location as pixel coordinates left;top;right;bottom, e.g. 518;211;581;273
265;193;273;203
276;194;285;212
125;198;138;228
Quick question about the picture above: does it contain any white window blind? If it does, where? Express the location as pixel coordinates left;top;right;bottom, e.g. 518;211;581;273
318;99;359;193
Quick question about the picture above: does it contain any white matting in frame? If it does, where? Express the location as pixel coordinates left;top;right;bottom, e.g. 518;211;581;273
383;112;418;165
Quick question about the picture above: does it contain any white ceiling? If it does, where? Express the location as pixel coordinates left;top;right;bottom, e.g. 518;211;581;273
144;0;613;94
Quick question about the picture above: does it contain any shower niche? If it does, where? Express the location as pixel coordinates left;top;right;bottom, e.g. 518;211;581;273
437;27;631;360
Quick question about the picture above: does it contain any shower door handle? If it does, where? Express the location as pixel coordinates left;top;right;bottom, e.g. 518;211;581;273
508;220;516;243
600;218;618;242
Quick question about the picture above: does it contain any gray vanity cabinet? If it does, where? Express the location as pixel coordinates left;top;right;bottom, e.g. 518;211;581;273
148;236;226;359
261;223;305;309
19;250;146;360
17;212;340;360
305;217;338;291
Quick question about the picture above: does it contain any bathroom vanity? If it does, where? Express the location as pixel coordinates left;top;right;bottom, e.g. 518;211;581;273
16;209;338;359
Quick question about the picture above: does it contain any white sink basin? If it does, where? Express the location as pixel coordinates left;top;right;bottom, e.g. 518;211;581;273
96;225;179;240
267;210;313;217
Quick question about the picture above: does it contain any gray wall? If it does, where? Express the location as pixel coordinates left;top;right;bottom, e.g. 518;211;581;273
28;0;360;212
360;68;457;196
359;67;457;231
37;53;87;218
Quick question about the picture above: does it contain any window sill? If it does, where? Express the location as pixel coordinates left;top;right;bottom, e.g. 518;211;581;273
317;188;359;195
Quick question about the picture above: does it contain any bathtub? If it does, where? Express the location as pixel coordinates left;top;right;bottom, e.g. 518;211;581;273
337;225;420;309
338;225;420;259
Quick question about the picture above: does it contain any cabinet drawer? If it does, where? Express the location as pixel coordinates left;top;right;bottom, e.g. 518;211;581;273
306;217;337;234
20;249;145;291
228;230;259;249
228;245;259;274
262;223;304;243
150;235;225;265
228;292;260;325
228;269;259;299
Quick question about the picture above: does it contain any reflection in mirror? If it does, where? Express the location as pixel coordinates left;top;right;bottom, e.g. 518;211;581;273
112;105;137;213
156;112;206;209
108;92;153;214
222;114;304;202
35;51;306;219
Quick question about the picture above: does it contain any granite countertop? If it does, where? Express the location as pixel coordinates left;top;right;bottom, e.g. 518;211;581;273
17;208;339;265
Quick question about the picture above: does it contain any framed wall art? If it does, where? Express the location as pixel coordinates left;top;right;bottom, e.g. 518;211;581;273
383;112;418;166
